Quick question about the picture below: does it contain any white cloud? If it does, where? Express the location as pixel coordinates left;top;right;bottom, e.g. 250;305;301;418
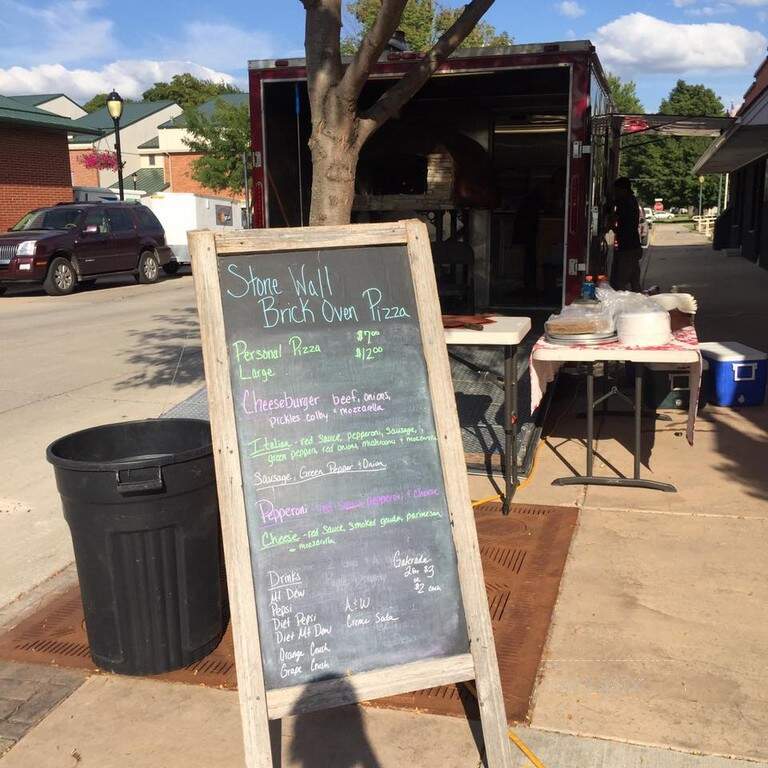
0;0;117;67
556;0;585;17
0;60;235;103
0;1;286;99
595;13;767;73
673;0;697;6
685;3;735;15
167;23;284;71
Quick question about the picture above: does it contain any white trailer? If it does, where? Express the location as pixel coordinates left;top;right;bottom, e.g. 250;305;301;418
144;192;245;269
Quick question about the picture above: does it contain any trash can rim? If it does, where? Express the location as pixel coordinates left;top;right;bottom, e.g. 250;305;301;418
46;418;213;472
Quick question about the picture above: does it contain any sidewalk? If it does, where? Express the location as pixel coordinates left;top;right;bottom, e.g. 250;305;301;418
2;673;767;768
2;226;767;767
472;225;768;762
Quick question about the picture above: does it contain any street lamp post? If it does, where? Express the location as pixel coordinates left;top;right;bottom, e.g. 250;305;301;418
698;175;705;223
106;90;125;201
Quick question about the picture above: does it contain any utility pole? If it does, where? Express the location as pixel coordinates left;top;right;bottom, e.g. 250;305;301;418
242;152;251;229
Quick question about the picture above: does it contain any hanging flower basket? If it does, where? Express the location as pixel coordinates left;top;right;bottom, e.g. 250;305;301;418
80;150;119;171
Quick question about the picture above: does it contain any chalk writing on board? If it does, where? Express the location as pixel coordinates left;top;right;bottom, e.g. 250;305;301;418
225;259;412;329
219;245;469;689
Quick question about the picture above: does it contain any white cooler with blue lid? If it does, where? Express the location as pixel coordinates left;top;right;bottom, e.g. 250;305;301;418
699;342;767;406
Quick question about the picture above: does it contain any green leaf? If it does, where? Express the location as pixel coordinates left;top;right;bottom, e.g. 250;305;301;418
183;99;251;195
342;0;511;52
142;73;240;110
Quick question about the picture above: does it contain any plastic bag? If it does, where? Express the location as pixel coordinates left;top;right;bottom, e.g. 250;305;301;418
596;285;664;318
595;287;672;345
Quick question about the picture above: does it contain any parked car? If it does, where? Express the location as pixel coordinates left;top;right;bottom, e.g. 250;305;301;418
0;202;173;296
653;210;675;221
643;206;654;223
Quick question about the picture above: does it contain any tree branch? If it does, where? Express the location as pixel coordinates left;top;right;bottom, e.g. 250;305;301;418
358;0;495;138
303;0;344;114
341;0;408;99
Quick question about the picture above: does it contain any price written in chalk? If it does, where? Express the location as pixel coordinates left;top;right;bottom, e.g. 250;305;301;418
218;244;468;690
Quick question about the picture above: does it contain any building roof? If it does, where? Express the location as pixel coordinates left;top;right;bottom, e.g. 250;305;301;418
0;94;100;134
157;93;248;129
694;56;768;175
68;100;177;144
11;93;76;107
738;57;768;117
124;167;168;195
137;136;160;149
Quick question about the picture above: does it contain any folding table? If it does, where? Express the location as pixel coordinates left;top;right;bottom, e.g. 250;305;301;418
530;326;701;492
445;316;531;510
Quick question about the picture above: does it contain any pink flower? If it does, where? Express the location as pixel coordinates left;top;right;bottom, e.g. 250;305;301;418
80;150;119;171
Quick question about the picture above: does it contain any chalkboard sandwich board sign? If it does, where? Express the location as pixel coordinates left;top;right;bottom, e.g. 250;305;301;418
189;220;512;768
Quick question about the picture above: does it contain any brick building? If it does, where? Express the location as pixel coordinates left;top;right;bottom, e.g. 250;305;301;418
0;95;99;231
68;100;182;189
137;93;247;198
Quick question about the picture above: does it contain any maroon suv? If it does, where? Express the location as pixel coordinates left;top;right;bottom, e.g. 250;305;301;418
0;202;173;296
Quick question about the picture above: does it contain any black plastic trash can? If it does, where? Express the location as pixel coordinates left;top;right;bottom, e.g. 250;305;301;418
47;419;227;676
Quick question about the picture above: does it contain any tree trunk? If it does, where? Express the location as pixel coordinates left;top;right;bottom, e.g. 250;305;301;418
308;113;361;226
308;152;359;225
302;0;496;226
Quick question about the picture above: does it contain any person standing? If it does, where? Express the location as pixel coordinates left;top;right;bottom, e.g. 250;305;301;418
609;177;643;291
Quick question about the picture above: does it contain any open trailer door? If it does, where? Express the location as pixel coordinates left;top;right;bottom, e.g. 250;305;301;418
250;42;630;313
612;113;733;191
589;112;733;275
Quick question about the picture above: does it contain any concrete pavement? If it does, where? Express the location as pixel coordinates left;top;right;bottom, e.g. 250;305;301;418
0;274;204;615
470;225;768;762
2;674;767;768
2;229;767;766
0;662;84;757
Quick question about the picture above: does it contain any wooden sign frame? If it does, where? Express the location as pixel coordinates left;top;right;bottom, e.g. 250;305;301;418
189;220;512;767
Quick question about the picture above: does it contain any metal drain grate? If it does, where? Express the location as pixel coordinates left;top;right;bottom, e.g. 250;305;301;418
481;544;527;574
18;640;91;658
487;590;512;622
366;502;578;723
0;502;577;723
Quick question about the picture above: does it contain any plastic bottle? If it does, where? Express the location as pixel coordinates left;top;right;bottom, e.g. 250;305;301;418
597;274;610;290
581;275;596;300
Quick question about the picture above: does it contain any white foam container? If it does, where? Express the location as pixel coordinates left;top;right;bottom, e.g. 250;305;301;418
616;311;672;347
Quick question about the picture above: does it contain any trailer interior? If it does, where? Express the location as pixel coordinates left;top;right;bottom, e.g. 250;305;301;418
262;64;574;313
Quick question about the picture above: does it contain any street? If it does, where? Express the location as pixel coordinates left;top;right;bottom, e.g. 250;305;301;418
0;274;204;613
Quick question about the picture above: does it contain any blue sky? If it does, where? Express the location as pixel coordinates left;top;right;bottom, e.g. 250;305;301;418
0;0;765;112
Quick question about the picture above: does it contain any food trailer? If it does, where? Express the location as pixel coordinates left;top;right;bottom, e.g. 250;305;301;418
248;41;618;312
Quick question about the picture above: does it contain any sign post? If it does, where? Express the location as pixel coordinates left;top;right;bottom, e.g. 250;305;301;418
189;220;512;767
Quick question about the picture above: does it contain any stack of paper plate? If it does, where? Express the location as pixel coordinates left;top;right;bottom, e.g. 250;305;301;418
545;330;618;346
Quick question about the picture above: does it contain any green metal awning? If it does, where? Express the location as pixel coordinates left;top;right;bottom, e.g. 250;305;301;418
694;89;768;174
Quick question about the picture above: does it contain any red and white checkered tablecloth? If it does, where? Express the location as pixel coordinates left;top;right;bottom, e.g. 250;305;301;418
530;326;702;444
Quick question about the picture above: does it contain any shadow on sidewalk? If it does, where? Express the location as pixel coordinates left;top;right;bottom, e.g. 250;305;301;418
708;407;768;502
286;681;382;768
115;307;203;390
